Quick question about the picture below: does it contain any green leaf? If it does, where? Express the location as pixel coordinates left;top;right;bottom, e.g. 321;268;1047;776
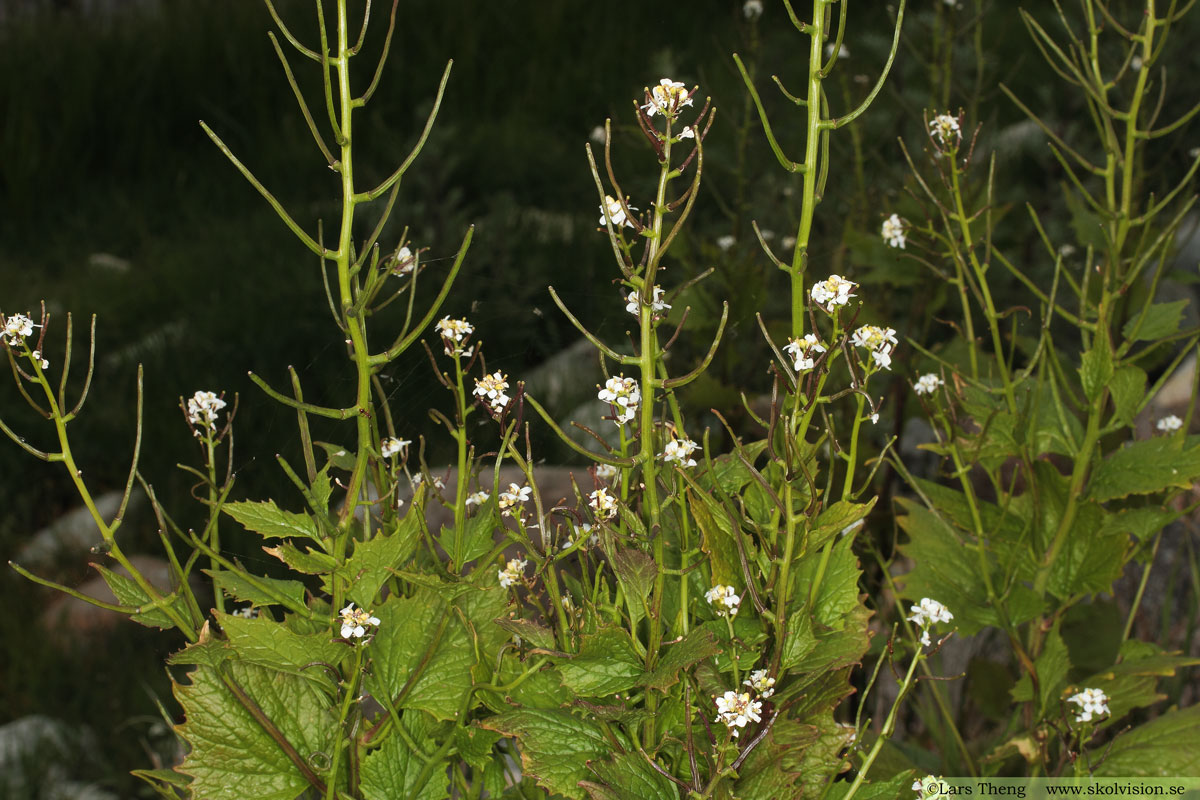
263;543;335;575
733;733;801;800
436;502;500;567
360;718;449;800
1109;365;1147;426
480;709;609;800
342;516;421;607
206;568;307;611
1010;626;1070;717
792;536;861;627
688;487;744;587
94;563;186;629
174;661;337;800
1079;335;1113;404
494;618;557;651
168;622;233;669
1078;641;1200;726
454;725;502;774
366;588;475;721
1093;705;1200;776
699;440;768;495
581;751;680;800
611;546;657;629
1048;500;1128;599
1122;299;1188;342
807;498;877;554
642;627;722;691
556;626;644;697
782;604;871;673
478;652;572;713
223;500;322;542
218;612;346;689
1089;436;1200;501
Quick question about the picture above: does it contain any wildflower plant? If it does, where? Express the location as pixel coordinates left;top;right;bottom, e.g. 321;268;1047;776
5;0;1200;797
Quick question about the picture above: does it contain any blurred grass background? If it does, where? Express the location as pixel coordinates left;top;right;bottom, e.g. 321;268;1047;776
2;0;1199;794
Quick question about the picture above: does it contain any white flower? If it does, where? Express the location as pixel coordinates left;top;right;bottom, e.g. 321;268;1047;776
2;313;36;346
465;490;491;507
908;597;954;648
881;213;908;249
31;350;49;369
564;522;599;551
1067;688;1111;724
599;195;636;228
589;487;618;520
716;234;736;251
677;126;695;140
392;245;417;276
744;669;775;698
186;390;227;432
1156;414;1183;433
595;463;619;483
1131;55;1143;72
714;690;762;737
661;434;699;468
825;42;850;60
589;125;607;144
1059;243;1076;258
498;557;527;589
381;437;410;459
598;375;641;425
929;113;962;147
411;473;446;492
914;373;944;396
643;78;693;118
339;603;381;639
852;325;898;370
498;483;532;517
474;371;511;415
782;235;797;249
705;584;741;617
743;0;763;19
913;776;949;799
230;605;258;619
782;333;826;373
626;286;671;317
809;274;857;313
435;316;475;357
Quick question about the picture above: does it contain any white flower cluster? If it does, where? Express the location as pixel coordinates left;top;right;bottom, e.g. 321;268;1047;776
563;522;599;551
929;113;961;147
187;390;227;433
599;195;636;228
339;603;381;640
914;373;945;396
392;245;417;276
435;316;475;357
810;274;857;314
852;325;898;370
625;286;671;318
913;775;950;799
716;234;736;251
1156;414;1183;433
661;434;699;467
474;371;511;415
412;473;445;492
643;78;694;118
589;487;618;520
882;213;908;249
498;483;532;517
907;597;954;647
598;375;641;425
825;42;850;60
714;690;762;737
595;463;619;483
744;669;775;698
743;0;763;19
465;490;491;507
498;557;527;589
2;313;35;346
783;333;826;373
705;584;741;617
381;436;411;459
1067;688;1111;724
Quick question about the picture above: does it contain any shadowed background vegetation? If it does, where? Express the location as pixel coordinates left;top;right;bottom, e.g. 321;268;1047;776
3;0;1199;794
